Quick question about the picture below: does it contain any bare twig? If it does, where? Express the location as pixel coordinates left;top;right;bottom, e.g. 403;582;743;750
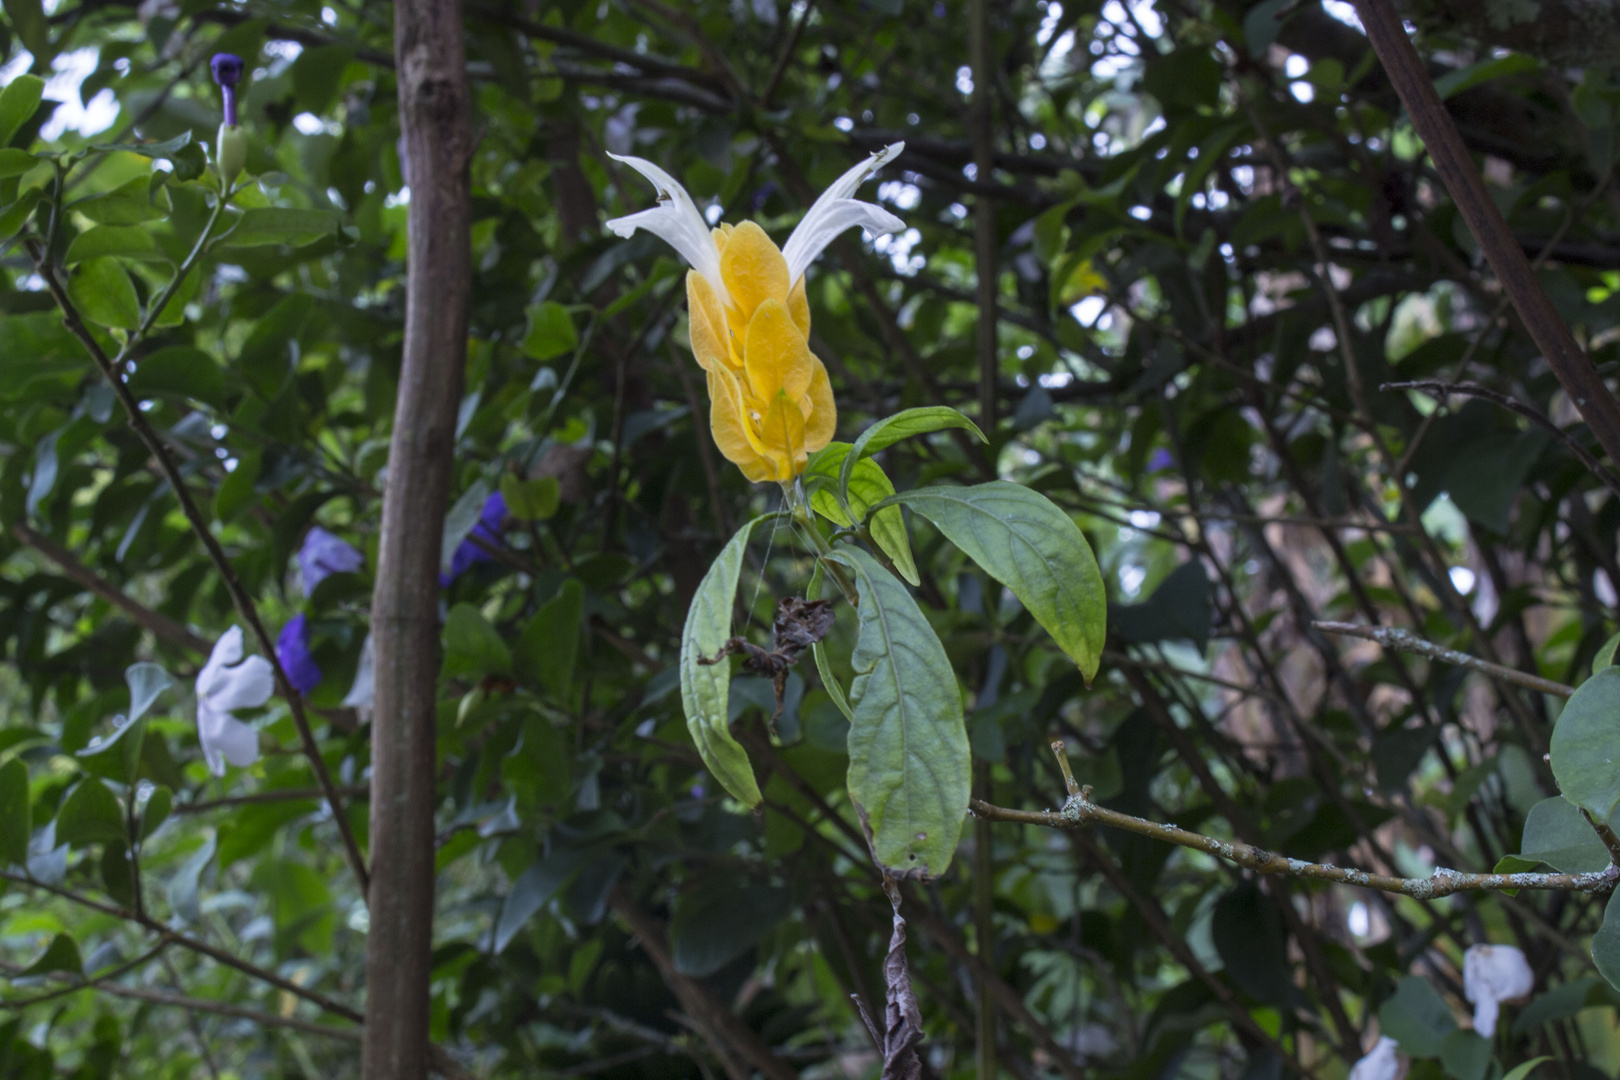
1314;620;1575;697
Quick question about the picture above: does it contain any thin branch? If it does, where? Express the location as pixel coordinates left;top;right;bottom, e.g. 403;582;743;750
10;523;211;655
1383;379;1620;499
175;785;370;815
1314;620;1575;698
974;743;1616;897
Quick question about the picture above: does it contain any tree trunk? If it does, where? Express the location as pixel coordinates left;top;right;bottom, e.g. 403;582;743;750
364;0;471;1077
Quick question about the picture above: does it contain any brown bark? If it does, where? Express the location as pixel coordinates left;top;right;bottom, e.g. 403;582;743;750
364;0;473;1077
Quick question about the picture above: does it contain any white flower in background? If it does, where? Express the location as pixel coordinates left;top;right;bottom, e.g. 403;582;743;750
195;626;273;776
1464;943;1534;1037
1348;1036;1400;1080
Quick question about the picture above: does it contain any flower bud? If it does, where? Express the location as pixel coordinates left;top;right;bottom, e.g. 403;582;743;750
216;123;246;188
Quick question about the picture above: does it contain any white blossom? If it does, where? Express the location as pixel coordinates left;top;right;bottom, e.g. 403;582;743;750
780;143;906;285
1463;943;1534;1037
195;626;273;776
605;154;730;306
1348;1036;1400;1080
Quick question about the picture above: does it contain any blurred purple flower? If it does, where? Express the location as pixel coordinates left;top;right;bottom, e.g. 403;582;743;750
211;53;244;127
1147;448;1174;473
276;614;323;696
298;526;365;595
440;491;509;586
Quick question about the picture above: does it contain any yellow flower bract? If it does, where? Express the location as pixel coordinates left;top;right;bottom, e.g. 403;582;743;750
687;221;836;484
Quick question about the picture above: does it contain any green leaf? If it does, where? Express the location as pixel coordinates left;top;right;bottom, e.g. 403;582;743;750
75;716;145;786
1550;667;1620;820
837;406;986;514
522;301;579;361
1112;561;1212;653
139;786;172;842
888;482;1107;683
65;225;164;264
1501;1059;1554;1080
680;514;776;807
0;147;37;178
1516;795;1614;873
1439;1030;1491;1080
0;758;29;866
670;880;791;977
1434;53;1539;101
515;579;583;700
69;257;140;330
1211;881;1292;1007
824;544;968;878
0;188;43;241
443;602;513;679
1378;975;1457;1057
222;207;339;248
806;443;918;584
167;833;216;924
236;293;317;395
1594;889;1620;993
215;450;261;523
808;563;853;724
0;74;43;149
493;848;588;954
20;934;82;978
71;176;168;226
501;473;560;521
54;779;127;848
1595;630;1620;676
127;346;229;410
441;478;492;574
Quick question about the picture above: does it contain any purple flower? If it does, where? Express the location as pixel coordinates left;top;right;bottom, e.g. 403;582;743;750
211;53;244;127
1147;448;1174;473
275;614;323;696
298;526;365;595
440;492;508;586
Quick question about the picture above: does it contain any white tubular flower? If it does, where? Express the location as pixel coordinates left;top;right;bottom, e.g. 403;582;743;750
1463;944;1534;1037
605;154;730;306
1348;1037;1400;1080
195;626;274;777
781;143;906;285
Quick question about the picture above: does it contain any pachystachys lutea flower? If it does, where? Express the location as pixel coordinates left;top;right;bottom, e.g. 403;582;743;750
606;145;905;483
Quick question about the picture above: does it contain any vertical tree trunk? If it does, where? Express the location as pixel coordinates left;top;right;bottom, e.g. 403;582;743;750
365;1;471;1077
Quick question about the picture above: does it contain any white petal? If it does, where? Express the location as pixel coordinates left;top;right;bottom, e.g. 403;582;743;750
1463;944;1533;1038
196;625;246;700
604;153;728;306
782;199;906;284
342;633;375;709
1348;1037;1399;1080
782;143;905;284
198;705;260;777
208;654;275;712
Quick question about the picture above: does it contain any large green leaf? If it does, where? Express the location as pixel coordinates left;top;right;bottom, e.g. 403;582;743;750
1378;975;1457;1057
71;176;168;226
888;482;1107;683
515;579;583;700
824;545;968;877
54;778;127;848
837;406;985;512
127;346;230;410
1515;795;1614;873
222;207;339;248
679;514;776;807
1594;889;1620;992
65;225;164;264
805;442;918;585
443;603;513;679
1550;667;1620;820
69;257;141;331
0;74;44;148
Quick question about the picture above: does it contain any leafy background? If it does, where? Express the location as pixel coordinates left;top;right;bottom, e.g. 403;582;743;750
6;0;1620;1077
